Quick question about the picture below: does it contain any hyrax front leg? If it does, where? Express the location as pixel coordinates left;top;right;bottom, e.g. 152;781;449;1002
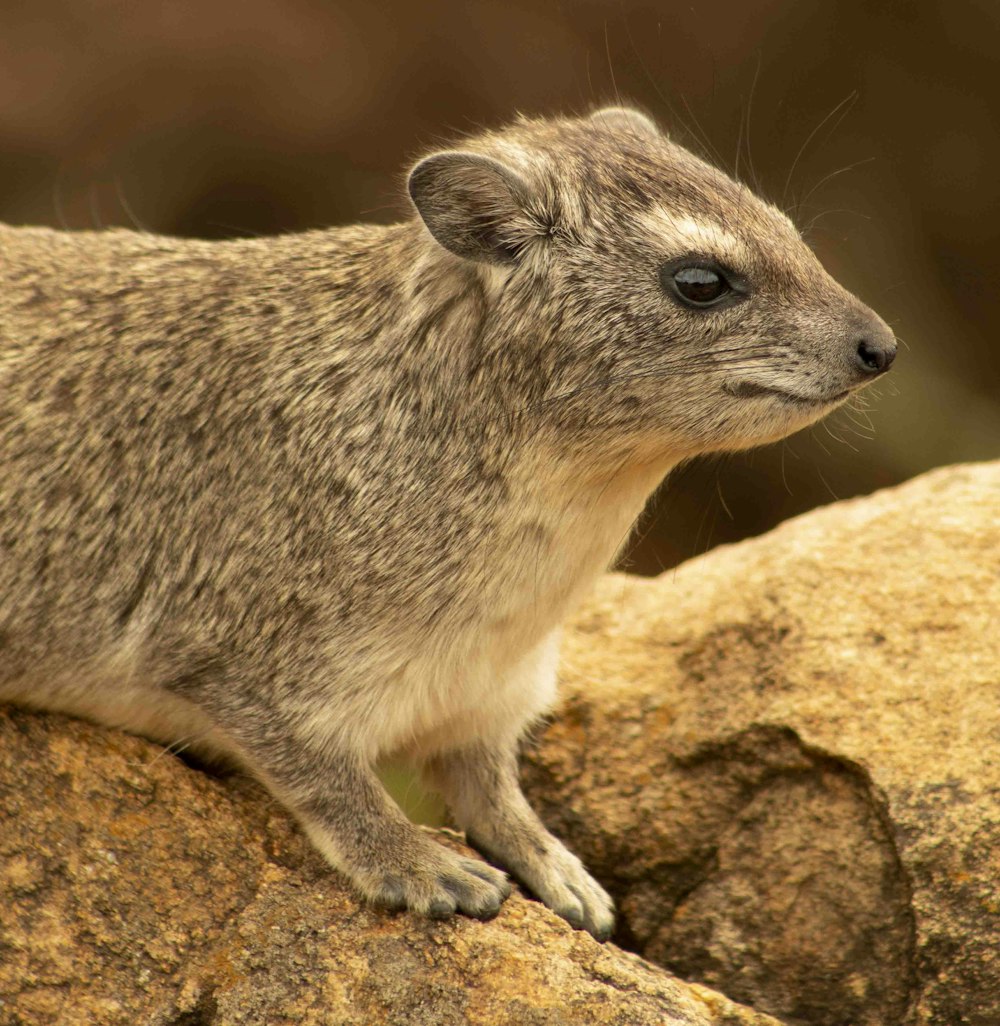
220;714;511;920
423;740;615;940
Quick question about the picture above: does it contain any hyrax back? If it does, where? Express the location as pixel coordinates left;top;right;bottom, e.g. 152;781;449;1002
0;107;894;937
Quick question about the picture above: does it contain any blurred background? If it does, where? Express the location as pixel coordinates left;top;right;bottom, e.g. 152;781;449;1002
1;0;997;573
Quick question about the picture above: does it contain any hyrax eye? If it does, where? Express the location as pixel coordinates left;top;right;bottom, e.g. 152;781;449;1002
662;263;733;308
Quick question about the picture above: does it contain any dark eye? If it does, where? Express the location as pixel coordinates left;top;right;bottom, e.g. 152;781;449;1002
669;265;731;306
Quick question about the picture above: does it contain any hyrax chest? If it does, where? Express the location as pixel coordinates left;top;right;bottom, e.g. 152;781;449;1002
459;458;669;684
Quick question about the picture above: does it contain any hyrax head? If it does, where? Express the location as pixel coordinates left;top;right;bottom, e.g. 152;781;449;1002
407;106;896;460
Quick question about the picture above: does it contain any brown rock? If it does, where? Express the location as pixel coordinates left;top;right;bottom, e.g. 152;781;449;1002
0;707;780;1026
523;462;1000;1026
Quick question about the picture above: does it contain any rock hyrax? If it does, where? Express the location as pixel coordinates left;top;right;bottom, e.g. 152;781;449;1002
0;107;896;939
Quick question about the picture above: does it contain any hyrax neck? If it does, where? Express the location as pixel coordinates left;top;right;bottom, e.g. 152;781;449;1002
338;232;675;658
473;448;673;660
375;246;674;656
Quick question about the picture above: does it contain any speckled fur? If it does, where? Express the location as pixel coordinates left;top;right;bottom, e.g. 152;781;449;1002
0;108;894;936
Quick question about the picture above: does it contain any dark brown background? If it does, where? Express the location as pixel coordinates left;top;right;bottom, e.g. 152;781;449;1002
2;0;997;573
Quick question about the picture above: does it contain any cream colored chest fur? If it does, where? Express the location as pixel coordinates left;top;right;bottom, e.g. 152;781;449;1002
298;457;672;763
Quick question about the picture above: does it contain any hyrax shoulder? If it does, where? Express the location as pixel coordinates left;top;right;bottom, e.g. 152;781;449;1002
0;107;894;937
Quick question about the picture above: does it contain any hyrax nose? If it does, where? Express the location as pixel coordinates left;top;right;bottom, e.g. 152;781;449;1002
852;317;897;377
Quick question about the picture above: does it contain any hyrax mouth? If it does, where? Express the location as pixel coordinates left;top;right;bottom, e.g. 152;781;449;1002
722;380;851;406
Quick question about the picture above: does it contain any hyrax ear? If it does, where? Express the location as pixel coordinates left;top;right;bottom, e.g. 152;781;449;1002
407;151;534;265
589;106;662;141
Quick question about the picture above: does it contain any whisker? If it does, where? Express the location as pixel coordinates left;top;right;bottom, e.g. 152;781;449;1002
604;22;622;110
797;157;876;213
843;401;876;434
617;8;727;169
734;89;745;185
821;417;860;453
782;91;858;213
836;416;876;442
743;52;763;193
144;732;209;769
715;470;734;520
88;180;104;231
813;462;840;502
113;174;151;233
801;208;871;237
808;424;834;458
779;441;793;495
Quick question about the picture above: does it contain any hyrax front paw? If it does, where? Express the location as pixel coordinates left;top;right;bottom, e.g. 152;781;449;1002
473;833;615;940
358;838;512;922
527;845;615;941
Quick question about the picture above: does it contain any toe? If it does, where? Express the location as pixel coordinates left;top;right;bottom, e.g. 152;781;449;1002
441;864;508;919
426;896;457;919
576;879;616;941
508;843;615;940
582;897;616;940
551;893;586;929
460;858;513;899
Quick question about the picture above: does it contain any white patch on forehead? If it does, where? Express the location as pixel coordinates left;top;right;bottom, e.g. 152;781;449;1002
641;208;753;267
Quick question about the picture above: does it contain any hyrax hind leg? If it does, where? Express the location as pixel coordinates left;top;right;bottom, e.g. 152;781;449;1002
422;739;616;940
194;697;512;920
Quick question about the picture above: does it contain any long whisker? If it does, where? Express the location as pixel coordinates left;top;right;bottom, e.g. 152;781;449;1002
617;8;727;169
782;91;858;213
821;417;860;453
779;441;793;495
615;6;725;171
801;208;870;238
604;22;622;110
813;461;841;502
143;731;213;769
807;423;834;459
743;52;763;192
842;398;877;435
797;157;876;213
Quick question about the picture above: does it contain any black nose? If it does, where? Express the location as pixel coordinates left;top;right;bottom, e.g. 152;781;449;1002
855;336;896;375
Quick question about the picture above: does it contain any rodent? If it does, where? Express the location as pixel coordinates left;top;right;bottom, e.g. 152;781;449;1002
0;106;896;939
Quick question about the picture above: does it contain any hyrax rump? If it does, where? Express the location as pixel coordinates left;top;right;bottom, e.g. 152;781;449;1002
0;107;895;938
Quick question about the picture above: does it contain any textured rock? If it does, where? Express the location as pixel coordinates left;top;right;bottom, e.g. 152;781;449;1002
523;462;1000;1026
0;707;780;1026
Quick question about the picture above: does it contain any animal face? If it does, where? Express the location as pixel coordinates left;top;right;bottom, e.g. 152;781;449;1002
408;107;895;462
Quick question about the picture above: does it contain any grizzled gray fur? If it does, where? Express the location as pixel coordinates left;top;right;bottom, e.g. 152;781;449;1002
0;107;895;938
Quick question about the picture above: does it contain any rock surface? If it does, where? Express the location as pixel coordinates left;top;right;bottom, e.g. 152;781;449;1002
0;707;780;1026
523;462;1000;1026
